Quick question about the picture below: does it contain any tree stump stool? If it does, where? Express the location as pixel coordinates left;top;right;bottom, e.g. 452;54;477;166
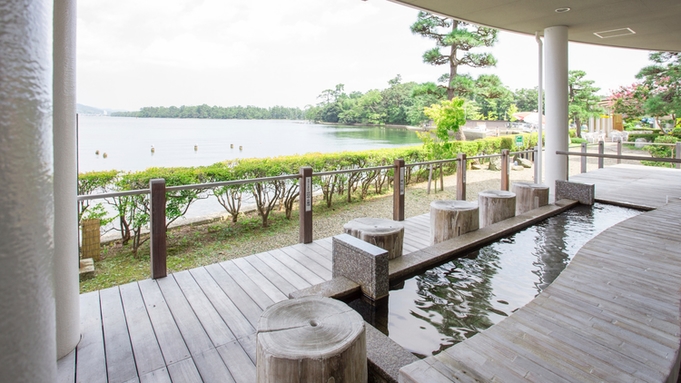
478;190;516;228
256;296;367;383
512;182;549;215
429;200;479;245
343;218;404;260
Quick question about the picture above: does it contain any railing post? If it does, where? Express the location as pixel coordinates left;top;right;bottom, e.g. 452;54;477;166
150;179;167;279
427;164;432;195
299;166;313;244
581;142;587;173
456;153;466;201
439;163;444;192
598;141;605;169
500;149;509;191
676;142;681;170
533;146;538;183
393;159;405;221
617;140;622;164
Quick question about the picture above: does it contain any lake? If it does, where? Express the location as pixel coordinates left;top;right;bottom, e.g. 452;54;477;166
78;116;422;172
78;116;423;226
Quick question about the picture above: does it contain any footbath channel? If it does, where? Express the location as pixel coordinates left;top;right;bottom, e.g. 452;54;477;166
348;203;642;358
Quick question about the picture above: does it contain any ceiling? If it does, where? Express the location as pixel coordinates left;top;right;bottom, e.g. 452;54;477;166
388;0;681;52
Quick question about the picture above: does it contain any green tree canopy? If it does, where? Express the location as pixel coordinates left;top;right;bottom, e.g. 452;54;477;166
568;70;604;137
636;52;681;130
411;12;498;100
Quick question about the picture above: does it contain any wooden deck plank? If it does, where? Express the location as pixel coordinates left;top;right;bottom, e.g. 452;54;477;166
119;282;166;375
268;248;326;285
193;348;236;383
204;263;265;328
155;276;215;356
137;279;191;365
238;334;257;364
279;245;332;280
75;291;107;383
100;286;138;383
171;270;236;347
57;350;75;383
219;260;276;310
188;267;255;340
254;250;312;290
292;242;332;262
139;368;171;383
287;242;332;270
217;340;257;383
231;257;289;303
241;255;298;297
166;358;204;383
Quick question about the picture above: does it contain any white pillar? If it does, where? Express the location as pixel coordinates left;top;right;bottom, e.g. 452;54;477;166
544;26;569;194
54;0;80;358
0;0;57;381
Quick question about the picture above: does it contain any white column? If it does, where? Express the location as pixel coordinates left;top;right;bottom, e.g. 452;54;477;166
544;26;569;194
0;0;57;381
54;0;80;358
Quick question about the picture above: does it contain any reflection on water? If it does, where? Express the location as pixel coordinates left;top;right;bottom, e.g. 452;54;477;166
380;204;641;358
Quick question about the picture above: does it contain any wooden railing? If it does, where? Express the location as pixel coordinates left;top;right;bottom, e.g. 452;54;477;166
78;148;537;279
558;141;681;175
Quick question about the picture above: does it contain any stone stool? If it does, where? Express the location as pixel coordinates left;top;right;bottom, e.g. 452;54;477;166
429;200;479;245
343;218;404;260
256;296;367;383
512;182;549;215
478;190;516;228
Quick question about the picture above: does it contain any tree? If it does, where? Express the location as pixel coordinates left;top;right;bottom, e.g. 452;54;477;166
411;12;498;100
472;74;514;120
513;87;543;112
422;98;467;152
608;83;648;121
568;70;604;138
636;52;681;131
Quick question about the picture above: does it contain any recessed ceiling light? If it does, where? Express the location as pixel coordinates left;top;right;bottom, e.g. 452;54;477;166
594;28;636;39
555;7;571;13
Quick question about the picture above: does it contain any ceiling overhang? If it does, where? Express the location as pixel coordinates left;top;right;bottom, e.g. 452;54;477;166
389;0;681;52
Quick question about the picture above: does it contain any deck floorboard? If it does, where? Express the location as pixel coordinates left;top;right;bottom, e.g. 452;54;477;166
61;165;681;382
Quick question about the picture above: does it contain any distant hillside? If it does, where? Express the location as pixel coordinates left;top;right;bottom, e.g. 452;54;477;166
77;104;105;115
76;104;127;115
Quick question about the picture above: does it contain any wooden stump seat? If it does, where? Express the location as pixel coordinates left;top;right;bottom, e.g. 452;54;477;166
429;200;479;245
256;296;367;383
512;182;549;215
478;190;516;228
343;218;405;260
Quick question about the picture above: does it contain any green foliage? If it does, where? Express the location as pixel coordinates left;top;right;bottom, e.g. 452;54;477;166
627;133;660;142
568;70;604;137
78;170;119;227
636;52;681;132
571;137;587;144
410;12;498;100
112;104;304;120
671;127;681;138
643;135;680;168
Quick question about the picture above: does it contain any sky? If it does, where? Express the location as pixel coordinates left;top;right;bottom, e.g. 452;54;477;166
77;0;654;112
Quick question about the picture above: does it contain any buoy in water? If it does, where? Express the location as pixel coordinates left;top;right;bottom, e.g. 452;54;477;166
194;144;198;151
151;145;155;153
239;145;243;151
102;153;108;158
230;144;234;149
95;150;100;155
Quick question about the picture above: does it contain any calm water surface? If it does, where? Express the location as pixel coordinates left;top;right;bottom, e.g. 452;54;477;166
364;204;642;358
78;116;421;172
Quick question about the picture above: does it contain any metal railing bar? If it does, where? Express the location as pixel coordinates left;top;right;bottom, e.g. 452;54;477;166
167;174;300;192
556;151;681;164
77;189;149;201
312;165;394;177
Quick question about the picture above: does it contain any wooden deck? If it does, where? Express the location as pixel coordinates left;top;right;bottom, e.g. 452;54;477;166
58;164;681;383
401;165;681;382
